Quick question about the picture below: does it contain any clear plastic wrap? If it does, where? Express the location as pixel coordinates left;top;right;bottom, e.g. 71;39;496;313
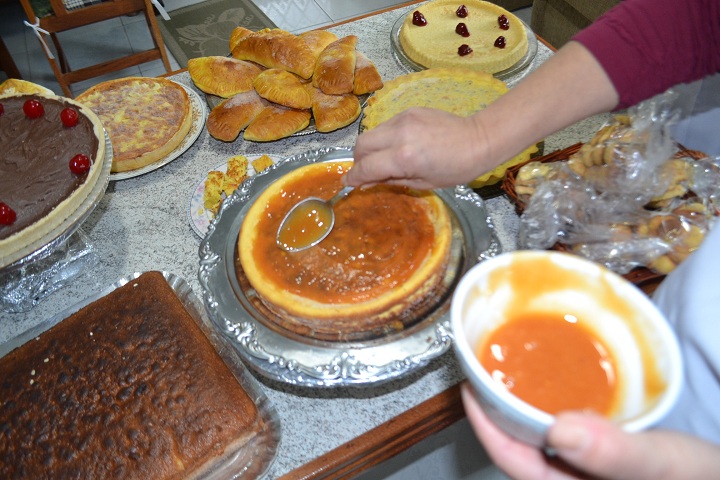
517;92;720;275
0;230;98;313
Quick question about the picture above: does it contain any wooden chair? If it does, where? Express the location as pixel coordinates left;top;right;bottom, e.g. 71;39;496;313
0;36;22;79
19;0;172;97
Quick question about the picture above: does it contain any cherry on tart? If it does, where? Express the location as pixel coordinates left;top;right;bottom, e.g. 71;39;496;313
458;44;473;56
412;11;427;26
0;202;17;225
60;107;79;127
456;5;468;17
494;36;507;48
455;23;470;37
498;14;510;30
23;99;44;119
69;154;92;175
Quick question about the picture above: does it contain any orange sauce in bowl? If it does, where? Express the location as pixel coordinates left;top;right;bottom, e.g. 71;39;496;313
476;312;618;415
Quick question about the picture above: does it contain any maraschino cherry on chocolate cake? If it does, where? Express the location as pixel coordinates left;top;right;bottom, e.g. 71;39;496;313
0;91;106;267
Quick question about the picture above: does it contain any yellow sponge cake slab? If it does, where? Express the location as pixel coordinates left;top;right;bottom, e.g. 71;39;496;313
361;68;507;131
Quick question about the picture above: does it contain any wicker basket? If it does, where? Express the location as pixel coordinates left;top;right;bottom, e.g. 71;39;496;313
500;143;709;292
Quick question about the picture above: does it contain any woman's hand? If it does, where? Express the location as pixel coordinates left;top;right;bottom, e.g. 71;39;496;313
461;383;720;479
346;42;619;191
346;107;491;190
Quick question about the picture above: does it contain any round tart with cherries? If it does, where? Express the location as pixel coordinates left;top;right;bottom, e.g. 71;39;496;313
0;93;106;267
399;0;529;73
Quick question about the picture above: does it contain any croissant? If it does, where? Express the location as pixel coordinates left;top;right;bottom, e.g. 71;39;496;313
312;35;358;95
231;29;316;79
308;86;361;133
229;26;255;52
352;52;383;95
206;90;268;142
253;69;312;109
188;56;263;97
244;104;311;142
299;30;339;58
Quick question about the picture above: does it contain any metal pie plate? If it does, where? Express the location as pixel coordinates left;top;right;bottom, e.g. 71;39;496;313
390;12;538;80
199;147;501;387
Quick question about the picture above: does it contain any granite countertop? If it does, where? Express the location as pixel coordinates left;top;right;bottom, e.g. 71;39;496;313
0;4;612;478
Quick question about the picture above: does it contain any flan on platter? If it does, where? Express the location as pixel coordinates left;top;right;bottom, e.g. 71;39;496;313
0;92;107;267
237;161;456;342
399;0;529;73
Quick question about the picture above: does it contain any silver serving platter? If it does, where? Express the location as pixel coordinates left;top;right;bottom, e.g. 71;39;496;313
390;12;538;80
198;147;501;387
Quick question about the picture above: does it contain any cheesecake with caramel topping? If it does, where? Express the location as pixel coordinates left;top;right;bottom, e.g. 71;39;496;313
237;161;454;342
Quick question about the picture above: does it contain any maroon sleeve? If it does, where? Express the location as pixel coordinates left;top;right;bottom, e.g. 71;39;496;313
572;0;720;109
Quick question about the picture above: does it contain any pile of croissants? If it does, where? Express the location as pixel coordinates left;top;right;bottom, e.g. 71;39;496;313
188;27;384;142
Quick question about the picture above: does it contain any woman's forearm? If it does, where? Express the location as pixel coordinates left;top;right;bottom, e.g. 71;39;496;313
348;42;621;189
470;41;620;167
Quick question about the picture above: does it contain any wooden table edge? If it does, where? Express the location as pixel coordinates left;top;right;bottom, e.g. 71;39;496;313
323;0;426;29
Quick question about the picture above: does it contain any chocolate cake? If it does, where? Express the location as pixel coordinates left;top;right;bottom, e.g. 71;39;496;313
0;92;106;266
0;271;264;479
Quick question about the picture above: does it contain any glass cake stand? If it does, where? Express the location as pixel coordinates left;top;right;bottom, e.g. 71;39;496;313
0;132;113;313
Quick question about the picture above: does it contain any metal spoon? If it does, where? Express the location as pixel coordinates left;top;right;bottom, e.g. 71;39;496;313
276;185;354;252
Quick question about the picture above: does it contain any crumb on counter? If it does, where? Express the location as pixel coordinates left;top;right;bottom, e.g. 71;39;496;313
251;154;274;173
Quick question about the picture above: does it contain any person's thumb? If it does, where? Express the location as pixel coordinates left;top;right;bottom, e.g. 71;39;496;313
548;412;683;480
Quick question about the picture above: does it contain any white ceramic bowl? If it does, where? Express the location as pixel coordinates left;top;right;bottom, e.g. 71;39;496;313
451;250;683;446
